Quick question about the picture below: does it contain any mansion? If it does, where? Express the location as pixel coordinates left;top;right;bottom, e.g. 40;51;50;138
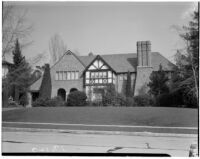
30;41;175;102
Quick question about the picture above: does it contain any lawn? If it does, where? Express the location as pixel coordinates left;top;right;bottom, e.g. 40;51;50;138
2;107;198;127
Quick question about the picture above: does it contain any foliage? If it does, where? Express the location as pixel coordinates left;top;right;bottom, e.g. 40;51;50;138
4;40;32;105
39;64;52;99
12;39;24;68
148;64;169;97
66;91;87;106
133;94;154;106
156;91;185;107
125;71;132;97
19;93;28;106
102;84;117;106
32;96;65;107
172;10;199;107
125;97;135;107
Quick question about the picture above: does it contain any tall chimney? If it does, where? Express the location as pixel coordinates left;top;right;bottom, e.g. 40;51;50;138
134;41;153;96
146;41;151;66
137;41;142;66
141;41;147;66
137;41;151;67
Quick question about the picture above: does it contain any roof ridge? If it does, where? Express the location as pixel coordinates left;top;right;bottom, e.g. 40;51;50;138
79;52;160;57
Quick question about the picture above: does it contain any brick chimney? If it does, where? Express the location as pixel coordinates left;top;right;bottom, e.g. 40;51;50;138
134;41;153;96
137;41;151;67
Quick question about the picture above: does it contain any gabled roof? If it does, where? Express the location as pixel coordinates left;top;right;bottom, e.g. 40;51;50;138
51;50;86;69
82;55;116;75
29;76;42;92
30;51;175;91
80;52;175;73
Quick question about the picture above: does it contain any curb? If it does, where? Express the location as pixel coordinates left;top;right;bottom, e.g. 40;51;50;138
2;127;197;138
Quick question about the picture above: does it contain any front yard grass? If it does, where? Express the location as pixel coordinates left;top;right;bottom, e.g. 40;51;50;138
2;107;198;127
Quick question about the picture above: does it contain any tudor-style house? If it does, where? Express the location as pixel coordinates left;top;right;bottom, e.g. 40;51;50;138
30;41;175;103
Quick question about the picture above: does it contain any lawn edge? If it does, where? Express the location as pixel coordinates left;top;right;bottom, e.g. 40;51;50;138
2;127;198;138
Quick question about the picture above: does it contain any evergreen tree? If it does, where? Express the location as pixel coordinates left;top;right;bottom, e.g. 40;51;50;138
125;71;132;97
172;10;199;106
12;39;24;69
6;39;32;105
148;64;169;97
39;64;52;99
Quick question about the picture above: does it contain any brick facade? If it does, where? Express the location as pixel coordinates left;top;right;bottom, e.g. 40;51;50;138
50;52;85;99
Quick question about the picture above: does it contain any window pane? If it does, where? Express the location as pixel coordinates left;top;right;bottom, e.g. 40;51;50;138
113;78;115;84
63;72;66;80
124;74;127;80
59;71;62;80
95;79;98;83
119;74;123;80
95;72;98;78
71;71;75;80
103;72;106;78
91;72;95;78
86;71;90;78
99;79;102;83
108;71;112;78
75;71;79;79
99;72;103;78
67;71;71;80
108;79;112;83
55;72;59;80
86;79;89;84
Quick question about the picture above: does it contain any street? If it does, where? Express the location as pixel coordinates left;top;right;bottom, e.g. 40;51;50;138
2;130;197;156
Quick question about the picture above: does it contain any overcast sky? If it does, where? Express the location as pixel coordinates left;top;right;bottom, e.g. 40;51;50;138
7;1;198;66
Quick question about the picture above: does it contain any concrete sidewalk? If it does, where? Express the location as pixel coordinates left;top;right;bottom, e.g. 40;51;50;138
2;127;197;138
2;121;198;134
2;130;197;156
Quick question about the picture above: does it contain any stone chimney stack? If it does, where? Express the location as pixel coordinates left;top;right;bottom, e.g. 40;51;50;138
137;41;142;66
134;41;153;96
146;41;151;66
137;41;151;67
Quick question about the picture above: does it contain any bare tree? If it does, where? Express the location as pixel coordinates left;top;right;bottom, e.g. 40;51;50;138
27;52;48;66
49;34;67;65
2;2;33;58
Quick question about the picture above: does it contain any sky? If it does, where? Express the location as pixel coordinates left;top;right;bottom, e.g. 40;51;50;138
6;1;198;66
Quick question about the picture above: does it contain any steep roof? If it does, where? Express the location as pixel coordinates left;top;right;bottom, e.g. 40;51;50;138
29;76;42;92
80;52;175;73
30;51;175;91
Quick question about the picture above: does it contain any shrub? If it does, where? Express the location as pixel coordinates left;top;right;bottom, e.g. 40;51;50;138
32;98;48;107
133;94;154;106
32;96;65;107
66;91;87;106
125;97;135;107
70;88;78;93
46;96;65;107
19;93;29;107
156;91;185;107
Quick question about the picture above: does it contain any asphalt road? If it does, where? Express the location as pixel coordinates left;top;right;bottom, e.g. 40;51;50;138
2;130;197;156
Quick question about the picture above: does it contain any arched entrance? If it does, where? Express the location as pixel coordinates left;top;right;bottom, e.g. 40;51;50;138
57;88;66;101
70;88;78;93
